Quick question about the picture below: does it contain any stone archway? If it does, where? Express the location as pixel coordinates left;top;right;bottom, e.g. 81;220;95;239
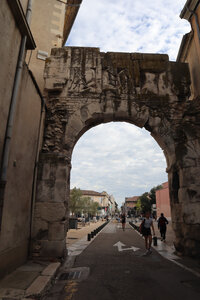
31;47;200;260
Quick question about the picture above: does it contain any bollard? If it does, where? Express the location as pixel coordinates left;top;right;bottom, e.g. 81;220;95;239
153;236;157;246
91;231;94;238
88;233;91;241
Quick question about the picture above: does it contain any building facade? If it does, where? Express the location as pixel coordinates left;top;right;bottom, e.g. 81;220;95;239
80;190;116;216
177;0;200;99
26;0;82;90
156;182;171;220
0;0;82;278
125;196;139;215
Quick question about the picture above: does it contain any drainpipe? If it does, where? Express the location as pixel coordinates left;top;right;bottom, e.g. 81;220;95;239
0;0;33;228
186;4;200;43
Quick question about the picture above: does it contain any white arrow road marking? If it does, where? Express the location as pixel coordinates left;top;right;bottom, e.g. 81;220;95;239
113;241;125;251
113;241;140;252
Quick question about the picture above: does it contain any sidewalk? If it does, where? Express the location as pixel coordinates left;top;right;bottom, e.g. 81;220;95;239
0;220;105;300
67;220;105;247
130;219;200;277
0;261;60;300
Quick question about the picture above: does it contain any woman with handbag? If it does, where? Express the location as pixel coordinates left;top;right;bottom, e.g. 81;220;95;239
140;211;155;255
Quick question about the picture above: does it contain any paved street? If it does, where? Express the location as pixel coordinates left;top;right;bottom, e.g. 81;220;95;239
44;221;200;300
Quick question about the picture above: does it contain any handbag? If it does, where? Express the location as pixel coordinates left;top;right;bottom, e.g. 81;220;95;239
140;219;145;234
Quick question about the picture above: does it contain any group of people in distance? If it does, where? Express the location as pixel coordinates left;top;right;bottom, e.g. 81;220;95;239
120;212;168;256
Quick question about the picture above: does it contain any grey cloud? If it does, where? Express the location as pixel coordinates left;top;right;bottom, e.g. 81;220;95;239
67;0;190;60
71;123;167;206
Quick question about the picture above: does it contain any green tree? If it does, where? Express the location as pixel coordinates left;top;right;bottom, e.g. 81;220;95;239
149;185;163;205
69;187;84;216
89;201;99;216
136;198;142;212
137;192;151;213
70;188;101;217
81;196;92;215
136;184;163;214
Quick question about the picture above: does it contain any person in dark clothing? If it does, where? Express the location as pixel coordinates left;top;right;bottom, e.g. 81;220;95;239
121;213;126;231
157;213;168;241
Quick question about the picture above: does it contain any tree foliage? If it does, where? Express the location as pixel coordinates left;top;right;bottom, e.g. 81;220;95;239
69;187;83;216
149;185;163;205
70;187;100;216
136;192;151;213
136;184;163;213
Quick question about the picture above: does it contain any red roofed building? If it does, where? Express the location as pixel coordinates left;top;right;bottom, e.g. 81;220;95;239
125;196;139;213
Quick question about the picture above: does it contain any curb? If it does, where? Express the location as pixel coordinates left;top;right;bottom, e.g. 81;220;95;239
0;262;61;300
129;221;200;278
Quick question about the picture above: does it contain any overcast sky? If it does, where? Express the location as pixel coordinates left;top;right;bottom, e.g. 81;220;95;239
67;0;190;207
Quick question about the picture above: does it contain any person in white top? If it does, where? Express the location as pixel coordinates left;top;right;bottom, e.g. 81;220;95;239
140;211;155;255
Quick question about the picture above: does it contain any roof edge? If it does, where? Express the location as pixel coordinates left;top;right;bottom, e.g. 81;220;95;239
176;31;193;61
180;0;200;20
62;0;82;46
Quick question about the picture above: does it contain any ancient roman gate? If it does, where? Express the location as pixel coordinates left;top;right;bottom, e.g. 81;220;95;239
32;47;200;259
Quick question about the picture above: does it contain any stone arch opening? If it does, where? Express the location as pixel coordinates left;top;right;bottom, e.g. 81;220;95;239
70;121;168;211
31;47;200;260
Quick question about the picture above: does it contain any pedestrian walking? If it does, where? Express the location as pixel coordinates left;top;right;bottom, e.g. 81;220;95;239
140;211;155;255
82;216;85;227
157;213;168;241
121;213;126;231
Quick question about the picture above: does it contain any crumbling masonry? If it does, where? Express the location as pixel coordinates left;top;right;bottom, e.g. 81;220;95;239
32;47;200;259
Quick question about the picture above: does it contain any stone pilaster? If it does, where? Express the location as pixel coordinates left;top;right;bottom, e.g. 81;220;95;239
31;153;71;260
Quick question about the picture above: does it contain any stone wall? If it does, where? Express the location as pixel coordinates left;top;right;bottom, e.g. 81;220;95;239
0;65;43;278
0;0;22;163
26;0;66;91
33;47;200;258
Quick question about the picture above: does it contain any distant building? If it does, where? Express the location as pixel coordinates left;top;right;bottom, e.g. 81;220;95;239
177;0;200;99
125;196;139;214
80;190;116;216
109;195;118;215
156;182;171;220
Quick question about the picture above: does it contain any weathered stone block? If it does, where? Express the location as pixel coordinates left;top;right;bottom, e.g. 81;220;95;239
36;182;53;202
48;222;66;241
170;203;183;222
32;218;48;239
178;186;200;204
39;240;66;258
34;202;66;222
184;239;200;257
183;224;200;241
55;167;68;181
42;163;51;180
54;181;67;203
140;60;168;73
179;167;200;188
183;203;200;224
